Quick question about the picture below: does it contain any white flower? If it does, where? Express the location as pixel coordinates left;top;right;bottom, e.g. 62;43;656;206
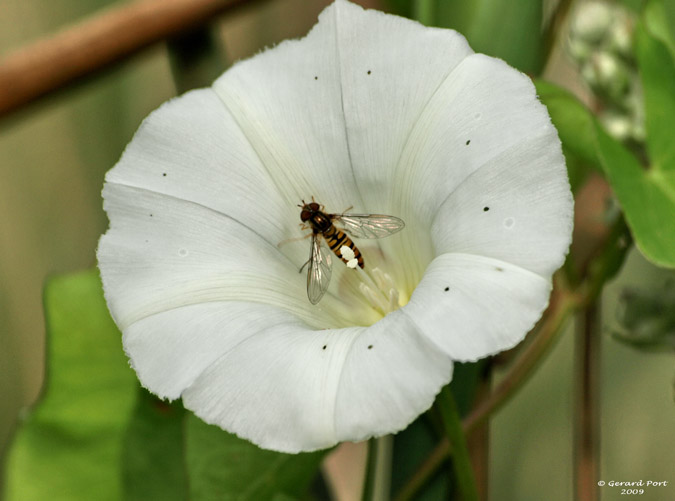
98;0;573;453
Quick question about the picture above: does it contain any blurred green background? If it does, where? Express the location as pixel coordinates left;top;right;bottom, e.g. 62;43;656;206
1;0;673;499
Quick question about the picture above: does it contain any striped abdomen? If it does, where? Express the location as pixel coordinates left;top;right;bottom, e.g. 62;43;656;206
323;225;364;268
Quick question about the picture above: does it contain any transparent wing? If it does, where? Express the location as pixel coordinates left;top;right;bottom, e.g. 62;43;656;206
335;214;405;239
307;234;332;305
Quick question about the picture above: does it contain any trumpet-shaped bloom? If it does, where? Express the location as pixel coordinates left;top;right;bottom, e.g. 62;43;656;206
98;0;573;452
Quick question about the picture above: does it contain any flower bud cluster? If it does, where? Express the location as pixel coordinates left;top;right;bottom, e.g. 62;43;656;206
567;1;644;143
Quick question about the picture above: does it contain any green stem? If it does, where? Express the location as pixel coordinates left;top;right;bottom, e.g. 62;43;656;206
414;0;435;26
362;435;393;501
467;363;492;500
436;387;479;501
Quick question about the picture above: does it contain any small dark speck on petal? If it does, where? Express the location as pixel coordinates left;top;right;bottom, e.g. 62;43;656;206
367;345;373;349
162;173;167;177
314;76;318;80
444;287;450;291
466;140;471;145
495;267;504;272
322;345;327;350
150;213;153;217
367;70;371;75
483;207;489;212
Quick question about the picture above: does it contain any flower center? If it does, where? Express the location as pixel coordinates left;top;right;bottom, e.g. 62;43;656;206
356;267;401;316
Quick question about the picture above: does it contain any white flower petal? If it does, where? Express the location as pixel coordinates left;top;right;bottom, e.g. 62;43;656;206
181;307;452;453
395;54;560;223
403;253;552;361
212;5;355;212
387;54;570;288
211;0;472;216
123;302;295;400
98;183;347;330
333;310;453;443
97;0;575;454
333;0;473;212
431;134;573;276
104;89;292;244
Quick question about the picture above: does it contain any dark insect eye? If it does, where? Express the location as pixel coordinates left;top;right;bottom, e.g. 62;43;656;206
300;210;311;221
309;202;320;211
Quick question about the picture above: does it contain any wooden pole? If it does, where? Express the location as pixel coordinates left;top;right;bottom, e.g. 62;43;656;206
0;0;265;117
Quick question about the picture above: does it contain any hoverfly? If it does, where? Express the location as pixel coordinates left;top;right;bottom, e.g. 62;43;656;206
298;199;405;304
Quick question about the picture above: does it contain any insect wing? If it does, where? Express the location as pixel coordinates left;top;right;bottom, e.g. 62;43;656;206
307;234;332;304
336;214;405;239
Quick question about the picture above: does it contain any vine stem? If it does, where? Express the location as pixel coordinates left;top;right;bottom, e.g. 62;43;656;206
574;300;601;501
436;387;479;501
361;436;393;501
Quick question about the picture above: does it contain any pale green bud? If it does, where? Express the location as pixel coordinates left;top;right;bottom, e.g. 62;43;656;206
607;12;634;57
601;111;632;141
571;2;613;43
568;37;593;63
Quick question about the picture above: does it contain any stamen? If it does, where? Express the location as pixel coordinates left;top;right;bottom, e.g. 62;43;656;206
359;282;390;314
355;266;401;316
372;267;396;292
388;287;400;312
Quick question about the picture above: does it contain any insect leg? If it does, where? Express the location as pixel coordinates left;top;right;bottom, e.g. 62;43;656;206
277;233;312;248
298;259;310;273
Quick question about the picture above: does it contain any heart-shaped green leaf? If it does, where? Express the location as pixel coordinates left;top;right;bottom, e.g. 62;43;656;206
594;123;675;267
122;389;188;501
185;415;327;501
4;270;137;501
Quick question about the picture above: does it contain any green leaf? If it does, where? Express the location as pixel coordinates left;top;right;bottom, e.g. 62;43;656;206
432;1;478;34
389;0;545;73
534;80;600;191
122;389;188;501
663;0;675;54
635;21;675;172
644;0;675;57
384;0;414;19
464;0;545;74
619;0;644;12
594;123;675;267
390;362;483;500
4;269;137;501
185;415;326;501
449;361;484;416
391;416;450;500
